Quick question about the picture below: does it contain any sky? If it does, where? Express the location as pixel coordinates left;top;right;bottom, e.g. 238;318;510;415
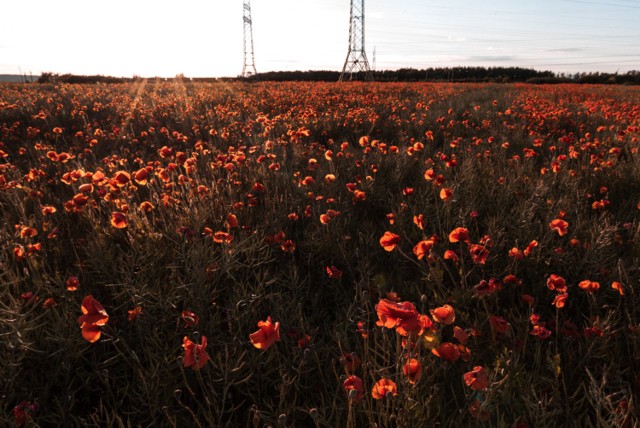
1;0;639;77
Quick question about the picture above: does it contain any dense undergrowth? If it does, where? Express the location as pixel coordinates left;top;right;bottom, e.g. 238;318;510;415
1;81;639;427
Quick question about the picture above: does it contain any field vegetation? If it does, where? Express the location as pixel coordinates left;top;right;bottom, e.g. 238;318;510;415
1;81;639;427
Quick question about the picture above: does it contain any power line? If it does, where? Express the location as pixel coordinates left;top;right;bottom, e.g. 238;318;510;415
339;0;373;81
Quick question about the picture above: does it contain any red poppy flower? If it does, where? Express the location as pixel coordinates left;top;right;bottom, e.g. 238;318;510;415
341;353;361;372
489;315;510;334
281;240;296;253
413;214;425;230
547;274;567;293
448;227;469;243
413;239;434;260
430;304;455;325
443;250;459;263
77;295;109;343
464;366;489;390
552;293;568;308
343;375;364;401
213;231;233;244
453;326;470;344
249;316;281;350
579;280;600;293
549;219;569;236
326;266;343;279
181;310;200;328
66;276;79;291
371;378;397;400
376;299;422;336
128;306;142;321
439;188;453;201
403;358;422;384
379;231;400;252
432;342;460;362
110;212;128;229
523;240;538;256
468;244;489;264
182;335;210;370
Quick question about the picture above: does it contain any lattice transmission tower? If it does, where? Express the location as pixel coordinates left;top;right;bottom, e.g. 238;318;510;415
242;0;257;78
339;0;373;81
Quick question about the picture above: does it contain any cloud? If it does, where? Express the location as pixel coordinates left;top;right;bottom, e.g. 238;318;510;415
546;47;584;52
468;55;516;62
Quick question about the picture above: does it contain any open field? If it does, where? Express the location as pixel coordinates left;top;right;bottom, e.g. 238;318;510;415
1;81;639;427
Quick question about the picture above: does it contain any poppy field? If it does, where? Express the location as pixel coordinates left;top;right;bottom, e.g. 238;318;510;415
1;81;639;427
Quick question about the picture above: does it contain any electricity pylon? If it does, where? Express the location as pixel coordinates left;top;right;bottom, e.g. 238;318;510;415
339;0;373;81
242;0;257;78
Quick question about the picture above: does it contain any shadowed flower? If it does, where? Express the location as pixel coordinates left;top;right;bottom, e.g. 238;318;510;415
432;342;460;362
552;293;568;308
403;358;422;384
371;378;397;400
250;316;281;350
66;276;79;291
343;375;364;401
77;295;109;343
182;335;210;370
181;310;200;328
547;274;567;293
464;366;489;390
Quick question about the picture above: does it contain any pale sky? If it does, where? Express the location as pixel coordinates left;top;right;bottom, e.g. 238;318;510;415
1;0;638;77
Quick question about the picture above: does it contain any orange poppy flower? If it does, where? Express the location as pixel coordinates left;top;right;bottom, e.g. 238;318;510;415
249;316;281;350
213;231;233;244
77;295;109;343
379;231;400;252
226;213;238;229
19;226;38;239
523;240;538;256
549;219;569;236
413;214;425;230
432;342;460;362
403;358;422;384
182;335;210;370
443;250;459;263
439;187;453;201
464;366;489;390
578;280;600;293
430;304;455;325
611;281;624;296
371;378;397;400
530;324;552;339
110;212;128;229
128;306;142;321
448;227;469;243
113;171;131;188
133;168;149;185
552;293;568;308
413;239;434;260
343;375;364;401
41;205;57;216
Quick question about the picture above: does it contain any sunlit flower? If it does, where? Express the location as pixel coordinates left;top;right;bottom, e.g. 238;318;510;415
549;218;569;236
77;295;109;343
379;231;400;252
464;366;489;390
343;375;364;401
249;316;281;350
182;335;210;370
371;378;397;400
403;358;422;384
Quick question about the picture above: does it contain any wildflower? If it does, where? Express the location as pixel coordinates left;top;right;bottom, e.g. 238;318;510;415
181;310;200;328
343;375;364;401
182;335;210;370
379;231;400;251
77;295;109;343
430;304;455;325
413;239;434;260
464;366;489;391
110;212;128;229
371;378;397;400
403;358;422;384
552;293;568;309
579;280;600;293
326;266;343;279
128;306;142;321
432;342;460;362
66;276;79;291
249;316;281;350
448;227;469;243
611;281;624;296
547;274;567;293
549;219;569;236
376;299;422;336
